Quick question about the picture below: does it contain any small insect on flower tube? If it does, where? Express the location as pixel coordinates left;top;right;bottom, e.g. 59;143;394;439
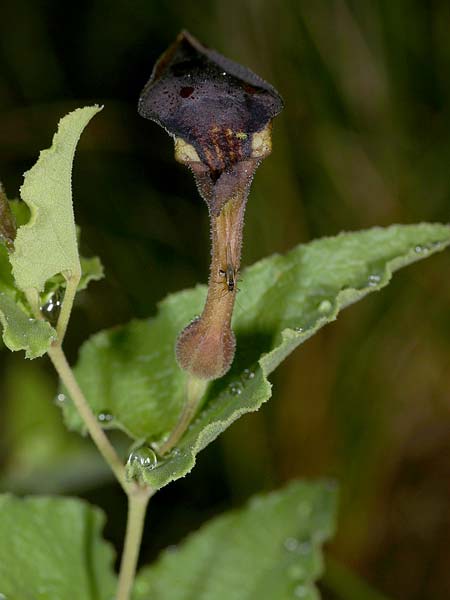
219;242;237;293
138;31;283;380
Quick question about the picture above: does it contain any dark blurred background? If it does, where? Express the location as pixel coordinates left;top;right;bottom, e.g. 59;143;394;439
1;1;449;598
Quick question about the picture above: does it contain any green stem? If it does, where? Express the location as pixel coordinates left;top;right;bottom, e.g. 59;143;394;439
157;375;207;455
25;288;42;318
47;344;128;492
116;487;152;600
57;269;81;343
44;269;156;599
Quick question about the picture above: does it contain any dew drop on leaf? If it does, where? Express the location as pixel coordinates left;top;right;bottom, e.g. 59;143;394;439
97;410;113;423
368;273;381;286
318;300;332;314
229;381;243;395
55;393;66;404
41;293;62;325
242;368;255;380
128;446;158;470
288;564;306;580
293;584;309;598
297;540;312;555
284;537;299;552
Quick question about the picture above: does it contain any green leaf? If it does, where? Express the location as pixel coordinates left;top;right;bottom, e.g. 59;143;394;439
0;494;116;600
0;292;56;358
0;195;101;355
0;198;56;357
63;223;450;489
40;255;105;310
10;105;102;293
10;198;31;227
79;255;104;291
0;243;16;294
134;479;337;600
0;358;108;495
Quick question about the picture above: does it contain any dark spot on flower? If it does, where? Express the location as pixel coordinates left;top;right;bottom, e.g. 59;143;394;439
209;169;222;183
243;83;257;95
180;86;194;98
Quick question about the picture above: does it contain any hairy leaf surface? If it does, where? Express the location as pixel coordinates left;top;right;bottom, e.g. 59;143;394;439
0;495;116;599
0;293;56;358
10;106;102;292
134;480;336;600
0;141;103;357
63;224;450;489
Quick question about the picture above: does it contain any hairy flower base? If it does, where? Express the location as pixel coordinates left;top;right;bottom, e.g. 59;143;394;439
176;316;236;380
175;192;245;380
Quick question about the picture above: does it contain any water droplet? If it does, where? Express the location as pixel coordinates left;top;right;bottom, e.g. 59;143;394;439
128;446;158;470
293;584;309;598
242;368;255;380
40;292;63;325
294;327;304;333
221;71;227;76
414;245;428;253
284;537;299;552
288;564;306;580
97;410;113;423
368;274;381;287
55;393;66;404
297;540;312;555
318;300;332;314
229;381;243;395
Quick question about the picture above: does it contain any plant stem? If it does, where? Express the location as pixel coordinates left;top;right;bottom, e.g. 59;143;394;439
25;288;42;318
49;336;156;599
47;344;128;492
158;375;207;455
44;269;156;599
117;487;152;600
57;269;81;343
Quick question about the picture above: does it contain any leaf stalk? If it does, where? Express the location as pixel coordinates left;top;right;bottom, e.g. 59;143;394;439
47;344;129;492
157;375;207;455
56;267;81;343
